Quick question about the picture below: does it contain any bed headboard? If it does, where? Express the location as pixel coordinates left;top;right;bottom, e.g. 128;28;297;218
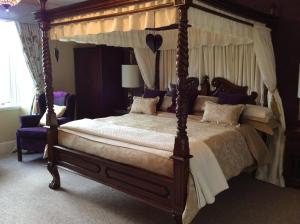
199;75;259;105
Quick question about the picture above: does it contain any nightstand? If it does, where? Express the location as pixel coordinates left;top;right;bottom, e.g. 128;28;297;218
113;109;129;116
284;127;300;188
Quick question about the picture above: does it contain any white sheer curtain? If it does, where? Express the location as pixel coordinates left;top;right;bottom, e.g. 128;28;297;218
160;44;264;104
134;48;156;89
253;24;286;187
0;20;34;113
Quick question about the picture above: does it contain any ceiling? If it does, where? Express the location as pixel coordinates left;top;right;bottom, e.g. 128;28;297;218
0;0;86;23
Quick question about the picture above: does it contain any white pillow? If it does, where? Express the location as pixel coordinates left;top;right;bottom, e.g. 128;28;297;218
193;95;219;113
202;101;245;125
130;96;159;115
160;96;173;112
39;105;67;126
242;104;274;123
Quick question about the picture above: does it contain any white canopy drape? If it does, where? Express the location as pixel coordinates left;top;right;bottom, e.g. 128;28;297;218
134;48;156;89
160;44;264;104
49;1;286;186
253;24;286;186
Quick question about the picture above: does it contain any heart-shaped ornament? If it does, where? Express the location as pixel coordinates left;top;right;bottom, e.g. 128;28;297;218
146;34;163;53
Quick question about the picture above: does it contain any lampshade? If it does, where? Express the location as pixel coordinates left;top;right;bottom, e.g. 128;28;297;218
122;65;142;88
0;0;21;10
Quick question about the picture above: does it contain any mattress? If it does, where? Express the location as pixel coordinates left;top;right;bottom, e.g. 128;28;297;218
57;112;269;179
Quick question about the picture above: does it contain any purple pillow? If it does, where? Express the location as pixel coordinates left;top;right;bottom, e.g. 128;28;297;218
218;92;247;105
143;89;166;110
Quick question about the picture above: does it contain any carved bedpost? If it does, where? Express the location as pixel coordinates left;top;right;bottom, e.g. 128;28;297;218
38;0;60;189
171;1;191;223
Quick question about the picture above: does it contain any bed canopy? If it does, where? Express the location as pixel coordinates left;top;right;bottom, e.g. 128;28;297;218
38;0;285;186
46;0;284;127
36;3;286;219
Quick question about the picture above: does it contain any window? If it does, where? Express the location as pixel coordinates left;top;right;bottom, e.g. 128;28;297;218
0;20;34;111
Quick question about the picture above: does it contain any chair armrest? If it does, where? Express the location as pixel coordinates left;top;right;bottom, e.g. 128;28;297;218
20;115;42;128
58;117;71;125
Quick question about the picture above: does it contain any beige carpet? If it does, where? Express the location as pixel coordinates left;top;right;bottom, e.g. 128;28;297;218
1;153;300;224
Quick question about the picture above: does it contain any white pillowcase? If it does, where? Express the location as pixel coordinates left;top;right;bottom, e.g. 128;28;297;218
202;101;245;125
130;96;159;115
242;104;274;123
193;95;219;113
39;105;67;126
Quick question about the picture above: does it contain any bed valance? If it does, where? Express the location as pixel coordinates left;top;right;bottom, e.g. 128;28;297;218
50;0;176;41
50;1;257;48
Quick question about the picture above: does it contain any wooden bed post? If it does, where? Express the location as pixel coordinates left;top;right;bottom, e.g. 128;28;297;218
171;1;191;223
38;0;60;189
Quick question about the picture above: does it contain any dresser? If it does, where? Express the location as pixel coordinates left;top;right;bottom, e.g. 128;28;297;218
74;46;128;119
284;127;300;188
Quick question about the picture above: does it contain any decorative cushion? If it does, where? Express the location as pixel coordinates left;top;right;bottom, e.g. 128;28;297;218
130;96;159;115
161;96;173;112
53;91;69;105
143;89;166;110
193;96;219;113
202;101;245;125
39;105;67;126
218;92;248;105
242;104;274;123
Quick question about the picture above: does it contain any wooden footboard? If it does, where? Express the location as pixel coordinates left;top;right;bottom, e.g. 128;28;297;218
50;145;175;213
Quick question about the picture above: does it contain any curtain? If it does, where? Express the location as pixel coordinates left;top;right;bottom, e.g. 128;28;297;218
254;24;286;186
160;44;264;104
134;48;156;89
16;23;44;94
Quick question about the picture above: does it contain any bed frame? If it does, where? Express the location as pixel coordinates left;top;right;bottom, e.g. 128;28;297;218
35;0;274;223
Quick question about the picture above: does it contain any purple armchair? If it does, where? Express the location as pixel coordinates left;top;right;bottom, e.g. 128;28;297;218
16;91;76;162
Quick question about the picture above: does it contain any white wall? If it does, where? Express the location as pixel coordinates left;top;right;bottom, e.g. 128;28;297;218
0;108;21;154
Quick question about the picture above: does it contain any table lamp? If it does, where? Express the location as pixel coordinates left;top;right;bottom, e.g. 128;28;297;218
122;65;142;108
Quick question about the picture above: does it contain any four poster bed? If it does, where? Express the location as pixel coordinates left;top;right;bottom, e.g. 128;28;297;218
35;0;286;223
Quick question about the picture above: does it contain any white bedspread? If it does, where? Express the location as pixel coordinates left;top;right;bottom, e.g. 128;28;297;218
60;117;227;208
58;113;269;224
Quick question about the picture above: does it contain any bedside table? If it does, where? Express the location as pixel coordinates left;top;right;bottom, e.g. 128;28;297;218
284;127;300;188
113;109;129;116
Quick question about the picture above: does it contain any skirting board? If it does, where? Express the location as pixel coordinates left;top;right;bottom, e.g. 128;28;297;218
0;140;16;156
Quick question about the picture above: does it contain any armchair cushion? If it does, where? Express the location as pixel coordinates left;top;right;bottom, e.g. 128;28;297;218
39;105;67;125
20;115;42;128
17;127;47;139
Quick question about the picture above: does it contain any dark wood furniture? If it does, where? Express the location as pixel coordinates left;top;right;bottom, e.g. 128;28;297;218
74;46;127;119
284;127;300;189
35;0;274;223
